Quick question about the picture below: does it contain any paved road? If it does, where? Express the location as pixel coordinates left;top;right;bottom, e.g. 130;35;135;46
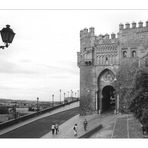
0;107;79;138
0;101;79;136
42;111;118;138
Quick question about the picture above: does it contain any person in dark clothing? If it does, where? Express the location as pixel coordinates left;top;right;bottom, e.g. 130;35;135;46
73;124;78;136
83;119;88;131
55;123;59;134
51;124;55;135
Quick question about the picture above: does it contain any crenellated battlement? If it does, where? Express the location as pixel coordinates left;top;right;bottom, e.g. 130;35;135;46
80;20;148;53
96;33;117;40
80;27;95;38
118;20;148;48
80;27;119;52
80;27;117;40
80;27;96;51
80;21;148;48
119;21;148;32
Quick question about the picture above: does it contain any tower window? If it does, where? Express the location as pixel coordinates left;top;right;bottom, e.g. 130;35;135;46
123;51;127;58
132;50;136;57
105;56;109;65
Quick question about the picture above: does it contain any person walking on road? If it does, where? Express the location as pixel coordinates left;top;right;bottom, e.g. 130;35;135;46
73;124;78;137
55;123;59;134
83;119;88;131
51;123;55;135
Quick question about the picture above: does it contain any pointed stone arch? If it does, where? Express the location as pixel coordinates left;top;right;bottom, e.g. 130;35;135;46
97;68;116;113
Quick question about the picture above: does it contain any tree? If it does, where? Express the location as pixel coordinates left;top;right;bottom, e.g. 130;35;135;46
113;56;148;130
113;58;139;113
129;68;148;124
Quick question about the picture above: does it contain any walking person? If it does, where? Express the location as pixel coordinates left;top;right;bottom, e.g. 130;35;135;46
55;123;59;134
83;119;88;131
51;123;55;135
73;124;78;137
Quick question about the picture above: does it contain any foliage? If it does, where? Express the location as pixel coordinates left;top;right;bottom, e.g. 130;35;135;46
113;58;139;112
141;108;148;126
0;106;9;114
129;68;148;125
28;106;35;111
112;57;148;127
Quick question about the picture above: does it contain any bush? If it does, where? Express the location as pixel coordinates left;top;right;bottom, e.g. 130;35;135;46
129;68;148;127
113;58;139;112
28;107;35;111
0;106;9;114
141;109;148;125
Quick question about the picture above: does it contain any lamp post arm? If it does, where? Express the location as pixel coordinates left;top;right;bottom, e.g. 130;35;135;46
0;46;5;49
0;43;9;49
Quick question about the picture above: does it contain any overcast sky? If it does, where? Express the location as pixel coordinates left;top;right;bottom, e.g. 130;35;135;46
0;10;148;101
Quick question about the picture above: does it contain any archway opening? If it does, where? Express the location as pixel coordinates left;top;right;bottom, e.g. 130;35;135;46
102;85;115;112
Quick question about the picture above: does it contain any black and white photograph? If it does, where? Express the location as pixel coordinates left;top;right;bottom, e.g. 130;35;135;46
0;2;148;147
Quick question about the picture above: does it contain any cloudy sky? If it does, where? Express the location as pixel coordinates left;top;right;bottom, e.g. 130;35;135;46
0;9;148;101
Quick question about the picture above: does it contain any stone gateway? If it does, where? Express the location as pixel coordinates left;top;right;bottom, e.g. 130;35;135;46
77;21;148;115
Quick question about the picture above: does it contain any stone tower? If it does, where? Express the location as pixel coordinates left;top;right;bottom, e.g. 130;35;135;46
77;21;148;115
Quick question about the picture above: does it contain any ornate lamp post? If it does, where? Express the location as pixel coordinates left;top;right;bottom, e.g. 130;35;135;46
0;25;15;49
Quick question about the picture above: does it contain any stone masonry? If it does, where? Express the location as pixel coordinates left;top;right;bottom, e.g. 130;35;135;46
77;21;148;115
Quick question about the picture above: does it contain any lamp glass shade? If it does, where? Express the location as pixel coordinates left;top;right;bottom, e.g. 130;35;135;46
0;25;15;44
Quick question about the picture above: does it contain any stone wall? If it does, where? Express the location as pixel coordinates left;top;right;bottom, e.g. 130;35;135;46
78;21;148;115
80;65;96;115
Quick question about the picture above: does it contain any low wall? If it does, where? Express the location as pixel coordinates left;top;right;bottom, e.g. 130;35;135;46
0;114;9;123
0;100;79;130
79;124;103;138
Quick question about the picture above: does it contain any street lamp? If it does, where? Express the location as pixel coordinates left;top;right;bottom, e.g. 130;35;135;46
77;90;79;99
71;90;73;101
71;90;73;97
75;92;77;98
13;101;17;119
0;25;15;49
37;97;39;111
59;89;61;104
52;94;54;107
68;91;69;97
64;92;66;103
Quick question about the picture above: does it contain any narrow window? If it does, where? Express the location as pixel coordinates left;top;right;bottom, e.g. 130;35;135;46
123;51;127;58
132;50;136;57
105;56;109;65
